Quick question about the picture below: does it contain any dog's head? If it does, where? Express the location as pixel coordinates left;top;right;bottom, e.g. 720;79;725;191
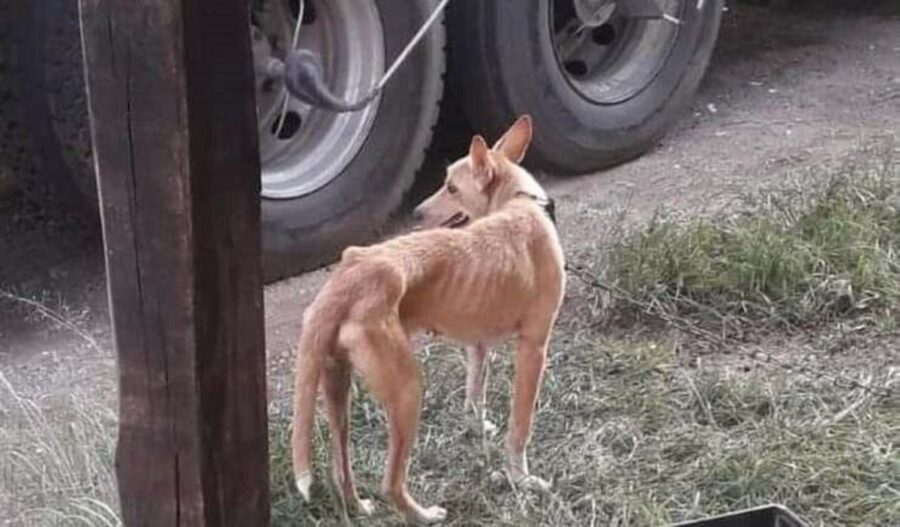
413;115;533;229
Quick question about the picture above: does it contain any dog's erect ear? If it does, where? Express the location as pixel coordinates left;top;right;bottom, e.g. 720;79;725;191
469;134;494;188
492;115;533;164
470;134;490;168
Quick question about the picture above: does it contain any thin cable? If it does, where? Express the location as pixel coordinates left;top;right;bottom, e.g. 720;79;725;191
274;0;305;138
565;261;896;399
290;0;304;47
376;0;452;91
277;0;452;112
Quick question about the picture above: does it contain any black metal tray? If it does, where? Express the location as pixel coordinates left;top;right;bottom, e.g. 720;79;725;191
671;505;808;527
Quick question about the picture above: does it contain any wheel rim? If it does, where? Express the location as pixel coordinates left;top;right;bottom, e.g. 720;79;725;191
253;0;384;199
550;0;684;105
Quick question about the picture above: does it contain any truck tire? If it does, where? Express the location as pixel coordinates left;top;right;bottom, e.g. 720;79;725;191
15;0;95;215
17;0;445;280
448;0;723;174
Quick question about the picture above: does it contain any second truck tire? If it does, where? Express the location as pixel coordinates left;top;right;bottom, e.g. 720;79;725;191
448;0;723;174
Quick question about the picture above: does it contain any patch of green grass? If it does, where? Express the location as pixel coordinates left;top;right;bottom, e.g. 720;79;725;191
605;167;900;327
268;339;900;526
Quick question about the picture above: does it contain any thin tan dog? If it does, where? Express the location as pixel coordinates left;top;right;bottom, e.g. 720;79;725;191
292;116;565;524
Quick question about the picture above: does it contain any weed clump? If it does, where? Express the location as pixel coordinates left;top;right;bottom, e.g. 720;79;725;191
606;169;900;327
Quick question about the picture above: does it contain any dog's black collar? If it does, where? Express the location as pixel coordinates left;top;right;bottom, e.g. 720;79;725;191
515;191;556;225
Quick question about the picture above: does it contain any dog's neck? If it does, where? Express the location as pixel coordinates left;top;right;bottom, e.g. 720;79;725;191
489;160;549;213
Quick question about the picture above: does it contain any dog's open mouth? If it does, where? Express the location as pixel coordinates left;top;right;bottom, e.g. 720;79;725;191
441;212;470;229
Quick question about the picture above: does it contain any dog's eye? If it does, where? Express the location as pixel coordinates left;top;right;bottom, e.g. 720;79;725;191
447;183;458;194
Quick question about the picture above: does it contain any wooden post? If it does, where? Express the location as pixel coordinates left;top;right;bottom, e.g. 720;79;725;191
78;0;269;524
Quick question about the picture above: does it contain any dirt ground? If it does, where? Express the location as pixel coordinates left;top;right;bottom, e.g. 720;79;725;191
1;1;899;517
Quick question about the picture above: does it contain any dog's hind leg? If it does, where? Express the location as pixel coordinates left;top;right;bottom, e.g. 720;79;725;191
505;330;552;492
292;322;327;501
322;358;374;516
465;345;496;436
348;322;447;524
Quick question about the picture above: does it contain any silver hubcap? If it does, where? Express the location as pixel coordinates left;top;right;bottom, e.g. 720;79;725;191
551;0;683;104
253;0;384;199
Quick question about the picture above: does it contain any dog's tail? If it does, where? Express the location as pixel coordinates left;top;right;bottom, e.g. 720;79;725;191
291;300;341;501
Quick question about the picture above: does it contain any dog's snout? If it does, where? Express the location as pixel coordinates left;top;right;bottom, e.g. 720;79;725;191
411;207;424;222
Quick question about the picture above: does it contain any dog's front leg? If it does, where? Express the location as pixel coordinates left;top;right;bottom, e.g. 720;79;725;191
506;334;551;492
464;345;496;436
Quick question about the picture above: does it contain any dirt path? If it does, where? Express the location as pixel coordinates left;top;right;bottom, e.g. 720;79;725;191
2;2;899;389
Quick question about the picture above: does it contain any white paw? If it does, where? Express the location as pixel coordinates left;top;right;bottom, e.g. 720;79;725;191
517;474;552;493
468;416;498;437
295;473;312;501
353;498;375;516
417;505;447;524
491;470;552;493
482;419;498;436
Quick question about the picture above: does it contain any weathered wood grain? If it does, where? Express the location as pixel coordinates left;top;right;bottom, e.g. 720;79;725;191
78;0;269;523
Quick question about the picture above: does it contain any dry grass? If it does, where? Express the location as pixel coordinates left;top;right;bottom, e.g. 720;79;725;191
0;291;118;526
267;337;899;526
5;332;895;527
0;372;118;526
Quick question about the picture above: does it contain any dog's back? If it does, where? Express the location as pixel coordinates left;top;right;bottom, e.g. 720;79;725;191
395;199;562;343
